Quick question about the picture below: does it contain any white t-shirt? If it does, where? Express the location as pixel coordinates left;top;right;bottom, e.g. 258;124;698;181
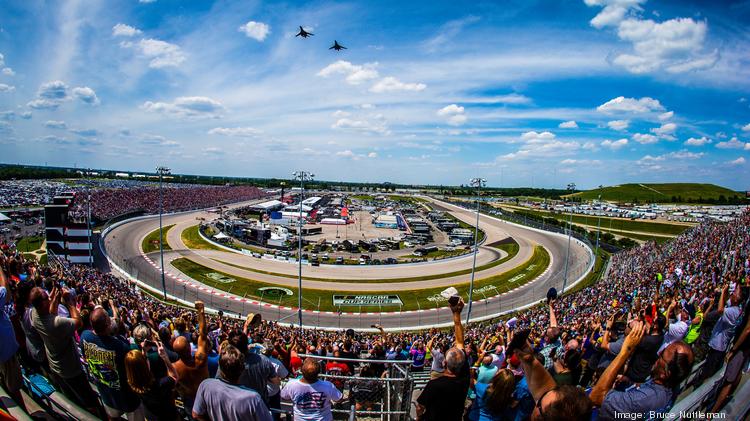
658;320;688;354
280;379;343;421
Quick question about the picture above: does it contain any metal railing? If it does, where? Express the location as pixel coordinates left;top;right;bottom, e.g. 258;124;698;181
297;354;414;420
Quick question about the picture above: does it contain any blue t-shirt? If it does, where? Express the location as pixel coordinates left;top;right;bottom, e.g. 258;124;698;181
80;330;140;411
0;286;19;363
599;380;672;420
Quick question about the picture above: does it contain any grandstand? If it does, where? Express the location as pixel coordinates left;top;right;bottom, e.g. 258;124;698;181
1;201;749;420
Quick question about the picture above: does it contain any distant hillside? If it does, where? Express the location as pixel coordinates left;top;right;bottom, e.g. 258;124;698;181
568;183;745;204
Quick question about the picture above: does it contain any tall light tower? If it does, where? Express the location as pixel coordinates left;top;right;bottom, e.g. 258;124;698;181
561;182;576;293
156;166;171;300
466;177;486;325
595;184;603;254
293;171;314;327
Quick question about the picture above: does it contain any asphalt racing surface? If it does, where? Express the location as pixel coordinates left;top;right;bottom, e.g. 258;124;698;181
102;197;593;330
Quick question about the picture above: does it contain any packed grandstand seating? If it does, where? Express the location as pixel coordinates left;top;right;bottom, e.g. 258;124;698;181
71;185;267;222
0;209;748;420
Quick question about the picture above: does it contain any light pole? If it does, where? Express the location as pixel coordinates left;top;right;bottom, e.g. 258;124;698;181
595;185;603;254
87;190;92;267
156;166;171;300
466;177;486;325
561;182;576;293
293;170;314;327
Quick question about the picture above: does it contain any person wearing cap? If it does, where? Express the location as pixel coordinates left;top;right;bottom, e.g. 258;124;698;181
657;298;690;354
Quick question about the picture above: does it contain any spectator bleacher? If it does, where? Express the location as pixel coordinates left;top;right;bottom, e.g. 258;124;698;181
0;208;747;420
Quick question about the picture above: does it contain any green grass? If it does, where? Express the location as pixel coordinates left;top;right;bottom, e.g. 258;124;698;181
16;236;44;253
208;240;520;284
142;225;175;253
596;228;671;243
510;207;690;236
569;183;742;204
181;225;223;251
171;245;549;311
400;249;469;259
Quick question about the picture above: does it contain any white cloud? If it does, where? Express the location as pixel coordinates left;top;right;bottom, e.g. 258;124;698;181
651;122;676;139
19;111;31;120
658;111;674;121
44;120;67;129
123;38;186;68
715;137;747;149
0;83;14;92
632;133;658;144
317;61;379;85
520;131;556;142
27;99;60;110
560;158;601;165
742;123;750;132
72;86;99;105
584;0;645;29
464;94;532;105
2;68;14;76
336;150;364;160
498;131;579;160
207;127;262;137
728;157;746;166
139;0;157;3
203;147;224;155
607;119;629;131
38;80;69;100
612;17;718;74
668;150;704;160
0;121;12;135
582;141;599;151
332;110;350;118
0;53;4;67
142;96;224;119
437;104;467;126
602;138;628;149
596;96;664;114
112;23;142;37
367;152;378;158
684;136;711;146
331;117;390;135
559;120;578;129
369;76;426;93
238;21;270;41
70;128;99;137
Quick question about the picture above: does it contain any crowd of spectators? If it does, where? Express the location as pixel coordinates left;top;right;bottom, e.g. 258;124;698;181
0;208;748;420
72;185;266;222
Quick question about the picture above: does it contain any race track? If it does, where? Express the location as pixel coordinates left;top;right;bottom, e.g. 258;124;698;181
102;196;594;330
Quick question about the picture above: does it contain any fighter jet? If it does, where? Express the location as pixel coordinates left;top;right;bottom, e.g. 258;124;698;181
329;40;347;51
295;26;313;38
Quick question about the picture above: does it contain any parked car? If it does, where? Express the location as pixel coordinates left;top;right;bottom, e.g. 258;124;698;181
335;256;344;264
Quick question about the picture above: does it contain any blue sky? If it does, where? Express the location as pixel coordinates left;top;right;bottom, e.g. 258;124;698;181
1;0;749;190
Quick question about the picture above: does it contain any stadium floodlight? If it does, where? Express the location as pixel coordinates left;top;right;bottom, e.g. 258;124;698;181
561;182;576;294
292;171;314;327
466;177;486;325
156;166;171;300
595;185;603;254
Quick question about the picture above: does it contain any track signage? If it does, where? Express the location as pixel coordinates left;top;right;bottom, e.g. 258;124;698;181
333;295;403;306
